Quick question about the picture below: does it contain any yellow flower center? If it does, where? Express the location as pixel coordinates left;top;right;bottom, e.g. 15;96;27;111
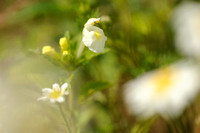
151;68;174;95
94;31;101;40
50;90;62;99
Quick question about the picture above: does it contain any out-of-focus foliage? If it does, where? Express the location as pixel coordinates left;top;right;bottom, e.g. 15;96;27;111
1;0;200;133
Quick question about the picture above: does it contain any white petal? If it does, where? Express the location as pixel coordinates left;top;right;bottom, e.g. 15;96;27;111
42;88;52;93
84;18;100;26
83;36;93;47
82;28;95;47
56;97;65;103
83;27;89;35
53;83;60;91
50;99;56;103
89;37;106;53
37;96;48;101
61;83;68;92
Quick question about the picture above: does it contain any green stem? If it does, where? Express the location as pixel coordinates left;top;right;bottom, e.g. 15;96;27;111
67;72;74;114
58;103;71;133
76;42;85;58
67;72;77;133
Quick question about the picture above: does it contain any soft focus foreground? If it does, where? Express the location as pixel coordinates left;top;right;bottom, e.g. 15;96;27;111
1;0;200;133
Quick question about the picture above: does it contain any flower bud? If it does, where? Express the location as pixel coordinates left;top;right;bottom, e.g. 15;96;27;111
42;45;57;57
62;50;69;56
59;37;68;51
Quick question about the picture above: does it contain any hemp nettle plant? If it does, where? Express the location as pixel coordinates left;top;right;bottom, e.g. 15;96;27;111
38;17;109;133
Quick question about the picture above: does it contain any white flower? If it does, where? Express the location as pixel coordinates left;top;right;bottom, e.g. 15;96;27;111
172;2;200;59
124;61;200;119
38;83;69;103
82;18;107;53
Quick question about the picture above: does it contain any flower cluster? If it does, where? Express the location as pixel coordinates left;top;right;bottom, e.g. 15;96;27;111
38;17;108;104
42;35;69;58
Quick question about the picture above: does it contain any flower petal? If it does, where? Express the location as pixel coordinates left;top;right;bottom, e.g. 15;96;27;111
50;99;56;103
83;28;95;47
56;97;65;103
37;96;48;101
53;83;60;91
61;83;68;92
42;88;52;93
84;18;100;26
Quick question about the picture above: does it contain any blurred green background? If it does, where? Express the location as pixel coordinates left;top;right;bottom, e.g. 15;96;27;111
1;0;200;133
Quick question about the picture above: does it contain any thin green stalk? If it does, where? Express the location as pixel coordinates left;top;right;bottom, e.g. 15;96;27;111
67;72;74;111
58;103;71;133
67;72;77;133
76;42;85;58
68;86;77;133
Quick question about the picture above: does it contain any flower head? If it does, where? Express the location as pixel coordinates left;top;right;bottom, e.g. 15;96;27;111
172;2;200;59
38;83;69;103
82;17;107;53
83;26;107;53
124;61;200;119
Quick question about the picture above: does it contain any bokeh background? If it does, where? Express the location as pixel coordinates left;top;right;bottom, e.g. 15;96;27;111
1;0;200;133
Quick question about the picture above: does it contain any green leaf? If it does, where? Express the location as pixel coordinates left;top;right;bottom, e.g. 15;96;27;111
79;81;111;102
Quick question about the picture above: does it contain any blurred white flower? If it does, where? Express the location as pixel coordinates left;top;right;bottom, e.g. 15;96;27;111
172;2;200;59
100;16;111;23
38;83;69;103
82;18;107;53
124;61;200;119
